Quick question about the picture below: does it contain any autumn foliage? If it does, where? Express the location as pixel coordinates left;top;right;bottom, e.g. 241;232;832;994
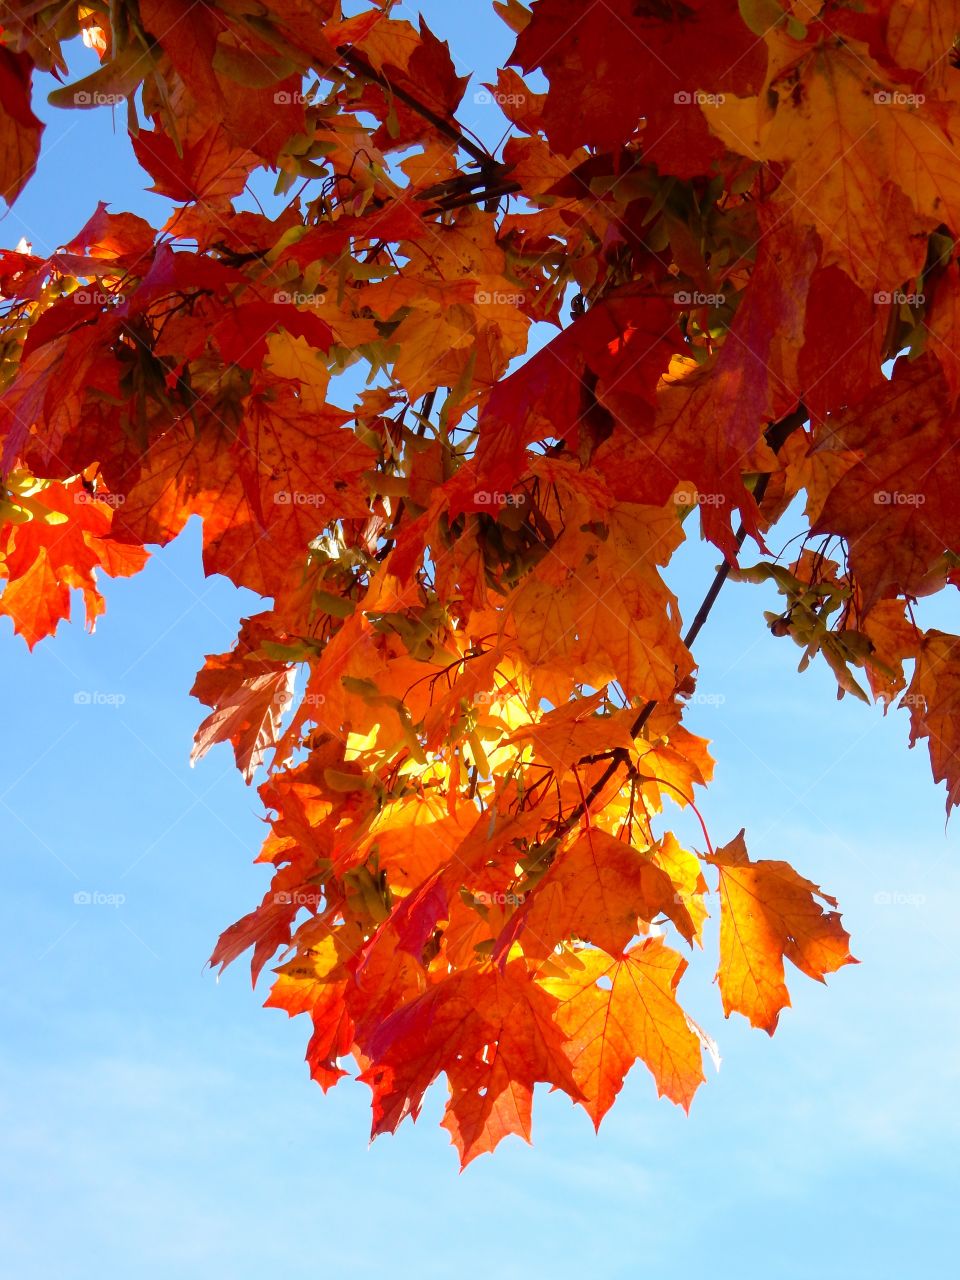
5;0;960;1164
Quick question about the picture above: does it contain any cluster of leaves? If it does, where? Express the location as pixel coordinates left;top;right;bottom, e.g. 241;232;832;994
3;0;959;1164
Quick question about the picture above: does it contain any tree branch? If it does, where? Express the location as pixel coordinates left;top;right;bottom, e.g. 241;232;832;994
432;178;522;212
558;401;809;835
678;400;809;659
337;48;499;172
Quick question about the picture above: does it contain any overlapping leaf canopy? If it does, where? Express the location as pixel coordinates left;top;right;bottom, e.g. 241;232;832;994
3;0;958;1163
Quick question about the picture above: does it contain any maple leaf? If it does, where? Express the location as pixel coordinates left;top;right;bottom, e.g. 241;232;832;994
511;0;765;176
64;202;158;264
505;693;635;779
496;828;696;962
109;382;374;597
0;47;43;206
345;16;468;151
595;214;816;554
903;630;960;814
886;0;960;86
505;499;693;705
264;938;354;1090
191;614;296;782
138;0;224;117
813;355;960;608
0;306;126;477
707;832;856;1034
210;877;306;987
542;940;706;1124
361;963;582;1165
133;124;257;207
703;29;957;289
798;266;888;423
462;288;677;509
266;936;342;1017
0;478;147;647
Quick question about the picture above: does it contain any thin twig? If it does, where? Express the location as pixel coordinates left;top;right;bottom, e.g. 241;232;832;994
557;402;809;836
338;48;498;171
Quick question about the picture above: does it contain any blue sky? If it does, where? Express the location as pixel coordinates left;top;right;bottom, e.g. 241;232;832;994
1;5;958;1277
